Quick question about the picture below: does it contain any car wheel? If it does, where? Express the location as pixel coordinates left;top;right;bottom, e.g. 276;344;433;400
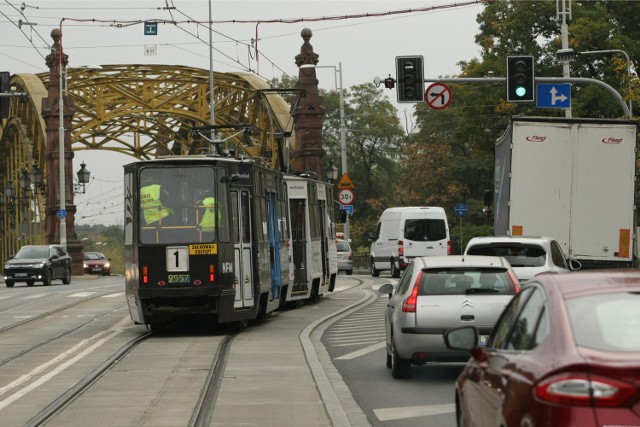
42;269;52;286
456;400;465;427
26;280;35;286
391;340;411;379
391;260;400;278
347;270;353;276
5;280;15;288
386;350;392;368
370;258;380;277
62;268;71;285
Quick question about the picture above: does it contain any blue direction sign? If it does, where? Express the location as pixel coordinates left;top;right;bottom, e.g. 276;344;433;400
144;22;158;35
57;209;67;219
340;205;353;214
455;203;468;217
537;83;571;109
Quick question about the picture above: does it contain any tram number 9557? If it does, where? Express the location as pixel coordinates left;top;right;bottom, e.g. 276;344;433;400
168;274;191;284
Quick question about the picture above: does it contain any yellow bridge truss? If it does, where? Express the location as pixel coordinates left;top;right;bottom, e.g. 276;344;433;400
0;64;295;263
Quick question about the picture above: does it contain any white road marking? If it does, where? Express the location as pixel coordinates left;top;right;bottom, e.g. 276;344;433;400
24;294;46;299
69;292;96;298
0;316;132;410
374;403;455;421
336;340;386;360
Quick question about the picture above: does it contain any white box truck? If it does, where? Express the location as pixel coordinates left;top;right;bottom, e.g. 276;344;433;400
369;207;450;277
490;117;638;268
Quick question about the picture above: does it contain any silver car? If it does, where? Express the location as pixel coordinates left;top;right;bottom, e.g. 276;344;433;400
336;239;353;275
464;236;579;283
378;255;520;378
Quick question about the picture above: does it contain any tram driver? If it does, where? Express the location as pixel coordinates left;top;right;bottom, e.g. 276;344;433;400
140;174;175;226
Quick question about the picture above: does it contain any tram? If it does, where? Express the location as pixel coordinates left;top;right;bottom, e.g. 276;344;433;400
283;174;337;306
123;155;338;331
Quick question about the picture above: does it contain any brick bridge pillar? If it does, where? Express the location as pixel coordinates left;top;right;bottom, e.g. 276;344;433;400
42;28;84;275
294;28;326;180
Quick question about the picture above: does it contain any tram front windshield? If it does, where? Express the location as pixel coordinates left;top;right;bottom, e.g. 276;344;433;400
138;166;230;245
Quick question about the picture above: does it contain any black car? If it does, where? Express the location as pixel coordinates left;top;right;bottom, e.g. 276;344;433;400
3;245;72;287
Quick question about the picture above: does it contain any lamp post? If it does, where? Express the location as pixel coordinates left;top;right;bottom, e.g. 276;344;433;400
300;62;350;241
556;47;634;116
57;38;67;250
74;162;91;194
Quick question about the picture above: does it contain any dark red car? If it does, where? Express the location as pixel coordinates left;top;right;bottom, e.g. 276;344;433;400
83;252;111;276
444;270;640;427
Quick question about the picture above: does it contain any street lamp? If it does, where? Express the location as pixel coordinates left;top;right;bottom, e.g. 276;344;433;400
300;62;350;241
74;162;91;194
556;47;633;115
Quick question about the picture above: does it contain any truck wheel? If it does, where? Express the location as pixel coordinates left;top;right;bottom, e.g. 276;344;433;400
370;258;380;277
391;260;400;278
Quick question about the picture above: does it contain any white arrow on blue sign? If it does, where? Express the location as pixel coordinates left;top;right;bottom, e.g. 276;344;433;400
57;209;67;219
455;203;468;217
536;83;571;109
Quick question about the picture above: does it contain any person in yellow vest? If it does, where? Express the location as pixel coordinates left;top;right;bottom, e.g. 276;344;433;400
140;176;173;226
197;195;216;232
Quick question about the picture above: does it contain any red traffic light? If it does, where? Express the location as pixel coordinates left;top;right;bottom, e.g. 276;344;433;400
384;77;395;89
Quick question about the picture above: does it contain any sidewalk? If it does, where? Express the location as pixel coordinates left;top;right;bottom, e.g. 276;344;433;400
211;279;374;427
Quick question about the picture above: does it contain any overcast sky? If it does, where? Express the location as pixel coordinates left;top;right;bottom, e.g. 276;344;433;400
1;0;484;225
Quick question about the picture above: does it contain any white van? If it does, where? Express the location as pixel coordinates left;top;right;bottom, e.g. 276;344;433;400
369;207;450;277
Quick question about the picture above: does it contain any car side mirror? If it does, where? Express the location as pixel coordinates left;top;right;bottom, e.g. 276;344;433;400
378;283;394;299
50;254;59;260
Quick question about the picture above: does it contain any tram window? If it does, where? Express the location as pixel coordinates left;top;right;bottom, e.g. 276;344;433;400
216;170;230;243
231;191;240;243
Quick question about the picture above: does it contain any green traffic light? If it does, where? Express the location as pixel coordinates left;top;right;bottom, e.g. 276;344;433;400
515;86;527;97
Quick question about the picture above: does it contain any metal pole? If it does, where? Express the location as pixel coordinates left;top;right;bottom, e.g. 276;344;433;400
581;49;633;116
58;33;66;250
208;0;215;147
560;0;572;118
337;62;350;241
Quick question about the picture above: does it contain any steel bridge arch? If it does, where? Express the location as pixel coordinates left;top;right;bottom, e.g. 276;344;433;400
0;64;295;264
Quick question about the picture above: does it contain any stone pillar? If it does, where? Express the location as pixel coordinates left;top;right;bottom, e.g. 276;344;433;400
41;28;84;275
294;28;326;180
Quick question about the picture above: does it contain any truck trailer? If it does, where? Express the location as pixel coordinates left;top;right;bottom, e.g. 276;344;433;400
490;116;638;268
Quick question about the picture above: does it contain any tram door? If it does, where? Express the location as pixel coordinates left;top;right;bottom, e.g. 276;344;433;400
266;192;282;300
290;199;308;294
231;190;254;308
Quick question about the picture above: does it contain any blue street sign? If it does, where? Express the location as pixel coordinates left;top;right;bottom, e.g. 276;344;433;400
340;205;353;214
455;203;468;217
57;209;67;219
537;83;571;109
144;22;158;35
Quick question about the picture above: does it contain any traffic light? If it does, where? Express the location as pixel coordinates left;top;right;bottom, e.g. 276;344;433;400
396;56;424;103
507;56;534;102
0;71;9;119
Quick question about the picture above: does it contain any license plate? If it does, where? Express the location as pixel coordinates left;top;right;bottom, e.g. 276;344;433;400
479;335;489;346
16;273;28;277
92;268;101;271
168;274;190;284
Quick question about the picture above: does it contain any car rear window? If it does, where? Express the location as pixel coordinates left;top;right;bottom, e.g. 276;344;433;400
567;292;640;352
466;244;546;267
336;241;350;252
404;219;446;242
418;268;516;296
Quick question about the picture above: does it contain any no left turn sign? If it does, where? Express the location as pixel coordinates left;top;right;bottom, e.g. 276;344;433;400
425;83;452;110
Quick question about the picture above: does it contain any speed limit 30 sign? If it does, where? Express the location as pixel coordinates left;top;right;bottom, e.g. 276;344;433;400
338;188;354;205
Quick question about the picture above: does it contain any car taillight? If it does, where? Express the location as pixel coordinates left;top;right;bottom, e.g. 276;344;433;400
401;271;422;313
535;373;637;407
348;252;352;261
398;240;404;257
507;271;521;293
447;240;451;255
